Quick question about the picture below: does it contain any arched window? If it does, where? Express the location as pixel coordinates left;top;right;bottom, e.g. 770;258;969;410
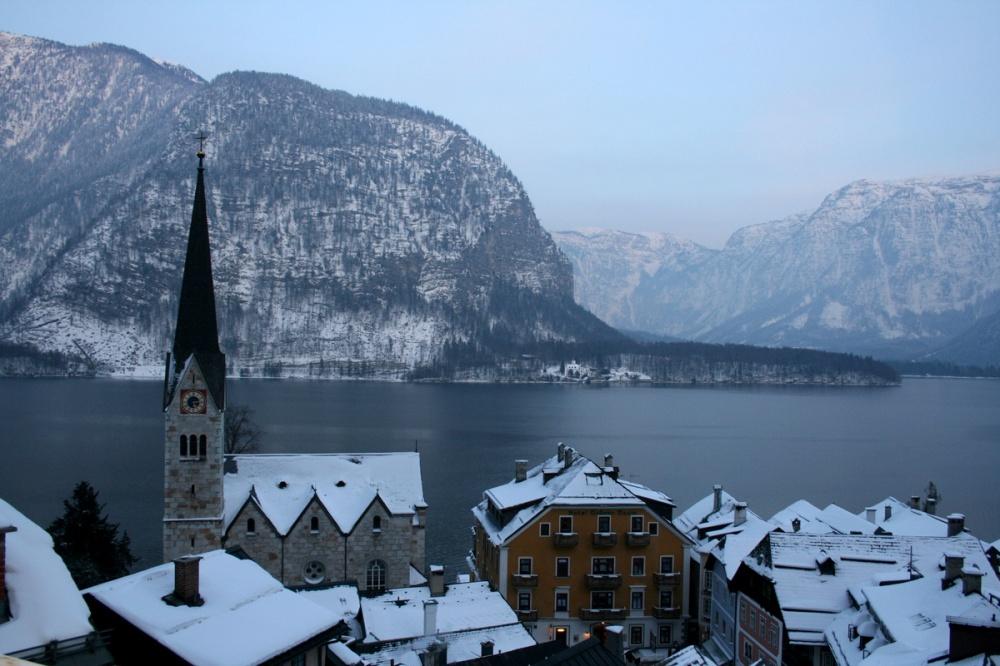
373;515;382;531
180;435;188;457
310;516;320;533
247;518;256;534
198;435;207;458
366;560;387;591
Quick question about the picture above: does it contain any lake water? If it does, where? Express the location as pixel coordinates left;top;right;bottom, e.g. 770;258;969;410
2;377;998;577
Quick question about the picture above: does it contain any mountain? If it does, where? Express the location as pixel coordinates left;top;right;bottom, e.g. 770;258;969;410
553;176;1000;363
0;32;618;377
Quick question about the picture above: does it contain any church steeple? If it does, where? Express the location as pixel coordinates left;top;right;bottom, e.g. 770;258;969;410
167;138;226;409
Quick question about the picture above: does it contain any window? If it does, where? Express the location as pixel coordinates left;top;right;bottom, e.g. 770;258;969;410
750;608;757;628
556;557;570;577
519;557;532;575
659;556;674;574
705;573;713;591
539;522;551;537
246;518;256;534
366;560;386;591
648;522;659;535
291;655;305;666
744;641;752;660
630;590;644;610
659;589;673;609
304;560;326;585
180;435;188;457
759;613;765;635
517;591;532;611
592;557;615;574
658;625;672;645
597;515;611;533
631;515;644;532
198;434;207;457
310;516;320;533
558;515;573;534
629;625;644;645
591;591;614;609
632;557;645;576
373;515;382;531
555;591;568;612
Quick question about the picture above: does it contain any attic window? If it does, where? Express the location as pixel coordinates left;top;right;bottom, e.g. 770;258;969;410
336;480;347;487
278;481;288;489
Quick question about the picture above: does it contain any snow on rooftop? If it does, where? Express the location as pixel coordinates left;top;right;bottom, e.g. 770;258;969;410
661;644;719;666
858;497;949;536
360;582;519;644
85;550;341;666
0;498;93;654
769;500;834;535
224;453;425;535
365;624;535;665
474;451;672;546
675;490;774;579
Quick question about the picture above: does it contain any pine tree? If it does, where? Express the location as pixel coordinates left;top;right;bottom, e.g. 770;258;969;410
47;481;137;589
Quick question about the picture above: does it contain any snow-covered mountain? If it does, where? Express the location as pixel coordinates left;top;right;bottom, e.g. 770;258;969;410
553;176;1000;364
0;32;617;376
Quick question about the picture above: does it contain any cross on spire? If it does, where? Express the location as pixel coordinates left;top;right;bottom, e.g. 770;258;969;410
195;131;208;167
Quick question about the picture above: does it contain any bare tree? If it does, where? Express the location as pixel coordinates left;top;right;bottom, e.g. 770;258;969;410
225;404;263;454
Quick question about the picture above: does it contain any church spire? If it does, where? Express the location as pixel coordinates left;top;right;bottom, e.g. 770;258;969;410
168;136;226;408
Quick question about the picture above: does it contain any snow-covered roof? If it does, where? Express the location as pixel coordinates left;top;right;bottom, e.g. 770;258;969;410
85;550;341;666
363;624;535;665
297;584;362;638
675;490;774;580
826;568;1000;665
660;644;719;666
224;453;426;535
0;499;94;655
473;449;675;546
857;497;950;536
815;505;875;535
769;499;834;534
360;582;520;644
750;532;1000;647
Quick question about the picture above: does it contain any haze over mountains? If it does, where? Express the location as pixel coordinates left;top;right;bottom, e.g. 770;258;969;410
0;32;615;376
554;175;1000;366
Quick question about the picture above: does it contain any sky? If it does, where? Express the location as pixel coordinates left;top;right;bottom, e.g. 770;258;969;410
4;1;1000;247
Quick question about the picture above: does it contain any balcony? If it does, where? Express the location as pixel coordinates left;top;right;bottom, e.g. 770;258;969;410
516;609;538;622
625;531;650;547
654;572;681;585
553;532;579;548
510;573;538;587
579;607;628;621
592;532;618;548
652;606;681;619
586;573;622;589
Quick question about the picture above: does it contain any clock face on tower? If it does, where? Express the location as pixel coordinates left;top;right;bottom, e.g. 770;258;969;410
180;389;208;414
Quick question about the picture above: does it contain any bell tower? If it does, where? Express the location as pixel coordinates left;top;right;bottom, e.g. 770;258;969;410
162;138;227;562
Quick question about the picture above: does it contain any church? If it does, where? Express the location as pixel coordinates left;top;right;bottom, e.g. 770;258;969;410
161;145;427;590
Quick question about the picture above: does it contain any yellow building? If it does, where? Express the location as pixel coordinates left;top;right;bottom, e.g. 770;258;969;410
471;444;694;650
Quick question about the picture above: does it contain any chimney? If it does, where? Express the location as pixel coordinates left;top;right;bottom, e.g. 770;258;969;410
480;640;495;657
514;459;528;483
909;495;921;509
169;555;204;606
428;564;445;597
947;513;965;537
603;453;619;480
792;517;801;533
925;497;937;515
961;567;984;596
865;507;877;524
884;504;892;521
0;526;17;621
421;640;447;666
557;442;566;462
733;501;747;527
563;447;575;469
603;453;614;468
602;625;625;660
423;599;439;635
943;552;964;589
712;485;723;513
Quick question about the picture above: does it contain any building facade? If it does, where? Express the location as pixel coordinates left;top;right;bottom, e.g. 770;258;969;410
471;445;693;649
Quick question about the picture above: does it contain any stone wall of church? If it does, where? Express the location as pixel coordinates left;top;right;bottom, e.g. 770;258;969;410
280;499;348;587
163;363;226;563
343;501;416;591
224;501;283;579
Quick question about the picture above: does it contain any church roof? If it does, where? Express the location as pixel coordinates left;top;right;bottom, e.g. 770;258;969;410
167;150;225;409
223;453;427;535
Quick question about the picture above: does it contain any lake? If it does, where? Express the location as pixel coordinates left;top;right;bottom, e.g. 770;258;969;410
2;377;998;577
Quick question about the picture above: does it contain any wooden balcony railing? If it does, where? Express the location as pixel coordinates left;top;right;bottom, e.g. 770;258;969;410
511;573;538;587
625;531;650;547
553;532;579;548
586;573;622;589
579;607;628;621
592;532;618;547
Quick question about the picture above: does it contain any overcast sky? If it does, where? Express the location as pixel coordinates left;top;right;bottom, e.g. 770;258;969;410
4;1;1000;247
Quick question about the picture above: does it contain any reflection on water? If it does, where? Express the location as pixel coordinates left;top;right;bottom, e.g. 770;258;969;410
2;377;998;576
